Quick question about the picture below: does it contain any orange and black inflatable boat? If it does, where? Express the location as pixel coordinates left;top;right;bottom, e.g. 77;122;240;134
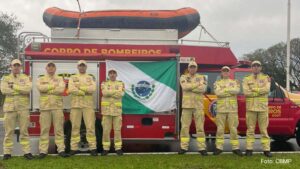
43;7;200;38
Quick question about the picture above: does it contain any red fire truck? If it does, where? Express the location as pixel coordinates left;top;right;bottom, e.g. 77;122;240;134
16;8;300;153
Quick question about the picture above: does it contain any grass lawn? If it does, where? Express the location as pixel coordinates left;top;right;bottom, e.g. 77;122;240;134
0;153;299;169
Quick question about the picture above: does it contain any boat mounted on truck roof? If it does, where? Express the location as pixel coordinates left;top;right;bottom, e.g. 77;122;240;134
43;7;200;39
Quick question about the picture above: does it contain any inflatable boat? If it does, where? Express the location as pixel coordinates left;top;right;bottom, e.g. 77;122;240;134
43;7;200;38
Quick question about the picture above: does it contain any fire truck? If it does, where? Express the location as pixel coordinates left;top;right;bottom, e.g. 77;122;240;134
17;8;300;153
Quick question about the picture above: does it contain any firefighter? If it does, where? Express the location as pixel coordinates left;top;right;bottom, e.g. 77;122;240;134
243;60;272;157
1;59;34;160
101;68;125;156
68;60;97;156
178;61;208;156
213;66;243;156
36;62;69;158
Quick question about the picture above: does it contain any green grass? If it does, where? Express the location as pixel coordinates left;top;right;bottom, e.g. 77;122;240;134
0;153;299;169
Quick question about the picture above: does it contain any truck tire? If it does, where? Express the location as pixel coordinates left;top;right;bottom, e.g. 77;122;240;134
271;136;290;142
296;126;300;147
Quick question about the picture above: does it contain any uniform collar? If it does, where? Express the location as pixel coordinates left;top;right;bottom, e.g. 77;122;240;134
187;73;196;78
46;74;55;78
10;73;20;78
252;73;262;79
108;79;117;83
78;73;87;76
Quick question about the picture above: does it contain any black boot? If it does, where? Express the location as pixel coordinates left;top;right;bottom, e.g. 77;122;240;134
199;150;208;156
2;154;12;160
101;150;109;156
245;150;253;157
59;151;70;158
90;149;98;156
24;153;34;160
178;149;187;155
213;149;222;155
232;149;243;156
263;151;272;158
69;150;80;156
116;150;124;156
38;153;47;159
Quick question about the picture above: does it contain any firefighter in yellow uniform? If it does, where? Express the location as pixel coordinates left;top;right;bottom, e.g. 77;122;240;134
36;62;69;158
1;59;34;160
213;66;243;156
178;61;208;156
68;60;97;156
243;60;272;157
101;68;125;156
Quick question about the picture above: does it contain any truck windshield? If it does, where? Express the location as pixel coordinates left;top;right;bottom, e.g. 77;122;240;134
234;71;285;99
234;71;251;94
200;72;220;94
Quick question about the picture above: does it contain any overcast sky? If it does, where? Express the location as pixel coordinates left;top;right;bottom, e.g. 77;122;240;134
0;0;299;58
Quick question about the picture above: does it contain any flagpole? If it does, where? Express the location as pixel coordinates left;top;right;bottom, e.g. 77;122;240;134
286;0;291;91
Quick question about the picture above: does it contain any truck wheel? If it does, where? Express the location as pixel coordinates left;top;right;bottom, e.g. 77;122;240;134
296;126;300;147
271;136;290;142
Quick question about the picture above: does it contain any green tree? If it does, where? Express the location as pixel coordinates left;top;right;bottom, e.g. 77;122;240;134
243;38;300;90
0;12;22;107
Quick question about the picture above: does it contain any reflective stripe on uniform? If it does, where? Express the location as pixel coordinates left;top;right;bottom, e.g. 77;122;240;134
40;96;48;101
261;137;270;144
258;98;268;102
87;136;96;142
115;102;122;107
216;138;224;144
180;137;190;143
55;138;64;144
5;98;13;102
196;137;205;143
71;136;80;142
20;140;30;145
115;142;122;146
102;142;110;146
246;138;255;143
40;140;49;144
101;102;110;106
230;140;239;145
4;142;13;147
